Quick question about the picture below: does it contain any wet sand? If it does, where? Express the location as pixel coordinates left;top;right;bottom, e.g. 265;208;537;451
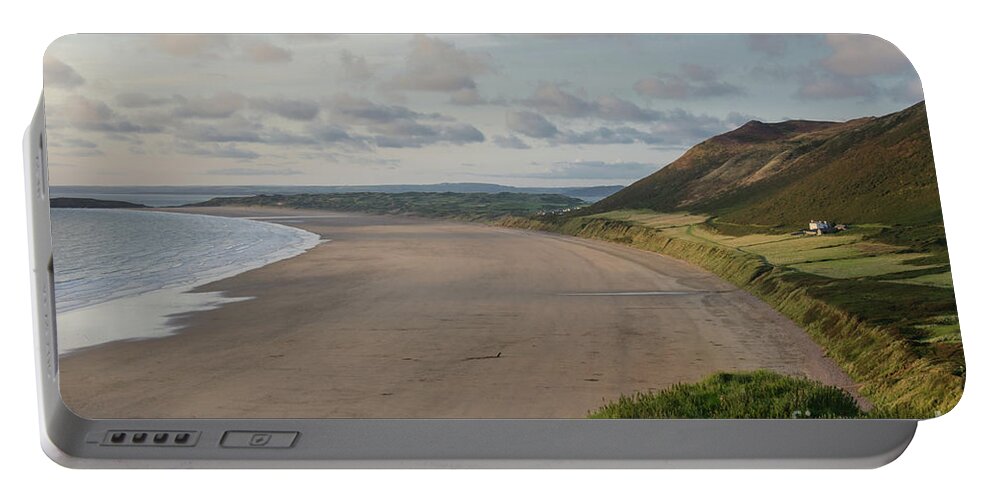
59;207;863;418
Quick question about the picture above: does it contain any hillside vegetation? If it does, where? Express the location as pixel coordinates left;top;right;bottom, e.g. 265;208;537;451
189;191;586;220
593;103;939;229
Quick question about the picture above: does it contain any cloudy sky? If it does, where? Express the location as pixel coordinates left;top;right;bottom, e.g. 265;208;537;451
44;34;923;187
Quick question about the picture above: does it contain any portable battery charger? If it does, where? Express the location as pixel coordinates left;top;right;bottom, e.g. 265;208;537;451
25;34;960;467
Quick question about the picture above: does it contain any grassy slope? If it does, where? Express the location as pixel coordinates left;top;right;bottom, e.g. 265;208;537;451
590;119;856;214
189;191;586;220
590;371;862;419
706;103;942;229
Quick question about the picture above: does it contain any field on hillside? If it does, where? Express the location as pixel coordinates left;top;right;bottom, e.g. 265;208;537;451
591;210;959;345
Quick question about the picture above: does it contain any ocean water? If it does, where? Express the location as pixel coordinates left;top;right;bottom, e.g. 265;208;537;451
51;209;320;351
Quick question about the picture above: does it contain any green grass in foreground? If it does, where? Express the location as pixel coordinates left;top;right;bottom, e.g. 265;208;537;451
589;371;862;419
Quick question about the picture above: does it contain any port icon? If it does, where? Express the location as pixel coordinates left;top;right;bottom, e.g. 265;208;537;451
102;431;199;447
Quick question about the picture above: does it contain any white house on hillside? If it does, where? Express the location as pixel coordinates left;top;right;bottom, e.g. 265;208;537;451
808;220;835;235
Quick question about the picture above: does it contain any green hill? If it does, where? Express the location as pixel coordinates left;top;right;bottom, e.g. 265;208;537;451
593;102;942;238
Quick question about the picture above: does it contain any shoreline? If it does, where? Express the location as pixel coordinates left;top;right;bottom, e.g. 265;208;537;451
58;207;866;418
54;207;321;352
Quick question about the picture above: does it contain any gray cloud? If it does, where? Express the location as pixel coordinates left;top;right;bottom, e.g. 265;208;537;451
43;55;85;88
680;63;718;82
507;110;559;138
174;93;488;150
750;59;891;102
58;138;99;149
492;134;530;149
207;167;303;176
103;132;146;144
513;108;739;147
177;142;259;159
208;146;259;159
173;92;246;119
62;95;162;133
263;129;320;145
888;77;925;103
330;94;427;123
557;126;653;145
151;34;229;58
250;97;320;121
634;76;743;100
634;64;744;100
48;135;104;156
243;40;293;63
726;111;762;126
173;114;324;147
328;94;485;148
115;92;172;108
450;88;486;106
594;96;662;122
339;50;374;82
372;120;484;148
176;120;263;143
388;35;493;95
522;83;665;122
522;83;595;117
309;123;362;145
66;148;105;157
524;160;658;180
647;109;732;143
748;39;916;102
151;35;297;64
820;34;912;77
795;73;879;100
747;35;788;56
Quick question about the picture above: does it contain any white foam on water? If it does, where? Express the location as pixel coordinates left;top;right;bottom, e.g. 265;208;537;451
52;209;320;352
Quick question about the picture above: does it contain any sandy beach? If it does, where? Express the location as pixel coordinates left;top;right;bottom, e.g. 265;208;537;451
58;207;862;418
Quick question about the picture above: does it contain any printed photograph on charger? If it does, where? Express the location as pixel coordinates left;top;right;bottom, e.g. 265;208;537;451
43;34;962;419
